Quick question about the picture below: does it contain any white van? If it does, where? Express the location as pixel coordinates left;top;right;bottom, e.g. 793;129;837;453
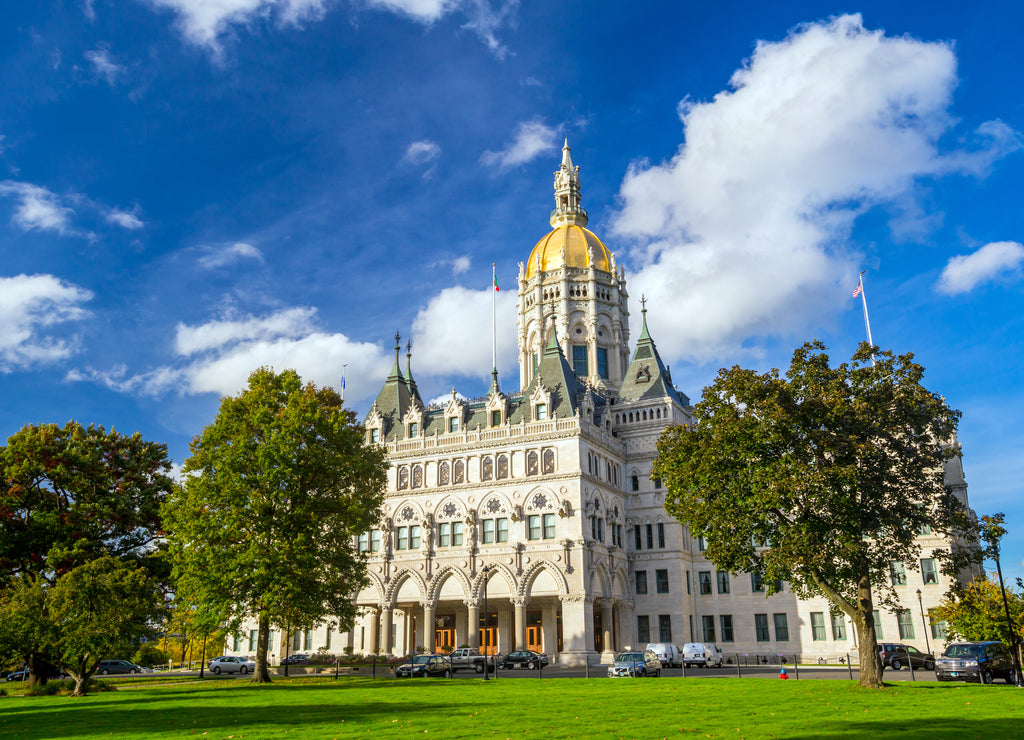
682;642;724;668
645;643;681;668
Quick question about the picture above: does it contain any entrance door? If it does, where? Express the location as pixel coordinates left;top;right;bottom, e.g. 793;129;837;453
527;626;543;653
435;627;455;653
479;612;498;655
594;610;604;652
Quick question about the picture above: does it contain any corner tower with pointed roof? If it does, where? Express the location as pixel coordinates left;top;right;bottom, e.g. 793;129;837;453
517;142;630;392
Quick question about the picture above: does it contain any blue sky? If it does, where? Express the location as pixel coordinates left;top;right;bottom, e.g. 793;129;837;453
2;2;1023;583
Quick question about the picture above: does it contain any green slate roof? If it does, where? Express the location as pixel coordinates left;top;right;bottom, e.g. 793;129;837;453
617;310;690;405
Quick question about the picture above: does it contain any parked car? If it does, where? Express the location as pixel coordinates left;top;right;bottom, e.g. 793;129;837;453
96;660;141;675
878;643;935;671
394;654;451;678
645;643;681;668
935;641;1015;684
682;643;724;668
6;667;68;681
280;654;309;665
209;656;256;674
501;650;549;670
608;650;662;677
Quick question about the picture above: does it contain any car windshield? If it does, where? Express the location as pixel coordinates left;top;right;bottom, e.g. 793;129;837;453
411;656;433;665
943;644;982;658
615;653;643;662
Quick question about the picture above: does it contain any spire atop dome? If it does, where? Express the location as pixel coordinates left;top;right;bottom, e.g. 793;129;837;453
551;140;588;228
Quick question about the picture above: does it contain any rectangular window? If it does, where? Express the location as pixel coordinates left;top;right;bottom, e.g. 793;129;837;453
596;347;609;379
534;403;547;421
370;530;381;552
656;569;669;594
751;571;764;592
528;515;541;540
637;616;650;644
701;615;715;642
930;613;948;640
572;344;589;376
634;525;642;550
496;518;508;543
872;610;883;639
635;570;648;595
717;571;730;594
890;561;907;586
249;630;257;651
591;516;598;540
292;631;301;651
685;570;691;595
657;523;666;548
773;613;790;642
304;629;313;650
659;615;672;642
408;423;418;438
370;428;379;443
897;609;915;639
720;615;734;642
772;579;784;593
631;475;639;492
917;523;932;535
831;613;847;640
449;417;459;433
646;524;654;549
396;527;408;550
543;513;556;539
326;626;333;650
921;558;938;585
438;522;450;548
699;571;712;595
597;518;605;542
653;477;662;489
452;521;464;547
358;532;368;552
490;410;501;427
810;612;826;641
698;535;706;551
233;634;243;652
410;525;421;549
755;613;770;642
482;519;495;544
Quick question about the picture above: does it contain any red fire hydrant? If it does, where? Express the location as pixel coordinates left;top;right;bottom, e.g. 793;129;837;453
779;667;789;680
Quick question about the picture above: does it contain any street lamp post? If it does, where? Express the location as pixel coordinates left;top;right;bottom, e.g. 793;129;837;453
916;589;931;657
482;565;491;682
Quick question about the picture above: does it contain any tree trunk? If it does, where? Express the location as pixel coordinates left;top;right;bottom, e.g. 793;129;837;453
854;576;885;688
252;612;273;683
69;657;94;697
26;653;50;689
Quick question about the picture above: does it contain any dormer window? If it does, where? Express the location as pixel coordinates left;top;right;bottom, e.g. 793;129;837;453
535;403;547;421
449;417;459;433
408;423;418;438
490;410;502;427
370;428;379;443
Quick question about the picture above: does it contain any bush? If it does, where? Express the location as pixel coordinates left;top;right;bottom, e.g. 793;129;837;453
23;678;117;696
133;643;169;668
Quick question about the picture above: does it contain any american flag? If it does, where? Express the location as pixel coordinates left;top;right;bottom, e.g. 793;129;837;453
852;283;863;298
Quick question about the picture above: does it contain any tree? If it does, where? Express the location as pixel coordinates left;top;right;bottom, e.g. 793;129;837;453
0;422;172;686
163;368;388;683
48;557;165;696
652;341;970;688
933;575;1024;650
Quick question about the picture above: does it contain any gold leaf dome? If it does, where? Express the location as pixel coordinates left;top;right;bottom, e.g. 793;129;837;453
525;224;611;279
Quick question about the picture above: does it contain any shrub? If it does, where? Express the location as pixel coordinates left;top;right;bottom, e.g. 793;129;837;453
133;643;169;668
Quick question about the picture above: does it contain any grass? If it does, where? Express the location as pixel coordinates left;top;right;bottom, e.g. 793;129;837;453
1;675;1022;739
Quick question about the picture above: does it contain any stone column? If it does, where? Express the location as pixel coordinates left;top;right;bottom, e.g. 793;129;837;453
542;604;558;661
381;606;393;656
367;608;379;654
423;601;435;653
558;594;595;667
466;599;480;652
513;596;528;652
600;599;614;658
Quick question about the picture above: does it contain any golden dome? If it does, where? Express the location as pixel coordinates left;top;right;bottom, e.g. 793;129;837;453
525;224;611;279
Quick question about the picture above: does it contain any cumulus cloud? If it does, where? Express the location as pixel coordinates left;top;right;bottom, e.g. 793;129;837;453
70;306;391;402
0;181;74;234
612;14;1020;362
0;274;92;371
84;48;125;84
411;285;518;378
937;241;1024;295
197;241;265;269
450;255;471;275
145;0;517;56
402;139;441;178
105;208;145;229
481;119;558;171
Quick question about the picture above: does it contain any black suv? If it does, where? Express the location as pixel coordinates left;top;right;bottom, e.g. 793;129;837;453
878;643;935;671
935;641;1014;684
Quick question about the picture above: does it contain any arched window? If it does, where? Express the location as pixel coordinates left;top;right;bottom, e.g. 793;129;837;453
496;454;509;479
397;467;409;490
438;461;450;486
542;449;555;474
526;451;539;476
453;460;465;484
481;456;494;481
412;465;423;489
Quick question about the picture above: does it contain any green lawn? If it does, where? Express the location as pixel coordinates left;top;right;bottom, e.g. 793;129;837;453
1;676;1022;739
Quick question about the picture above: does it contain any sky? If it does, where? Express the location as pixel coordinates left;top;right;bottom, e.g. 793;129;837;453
2;2;1023;583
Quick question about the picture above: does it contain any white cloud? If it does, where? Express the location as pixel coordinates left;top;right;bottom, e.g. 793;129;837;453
450;255;471;275
480;119;558;171
403;139;441;165
197;241;265;269
612;14;1020;362
0;274;92;372
0;181;74;234
411;285;518;378
105;208;145;229
937;241;1024;295
83;0;96;21
84;48;125;84
72;306;391;403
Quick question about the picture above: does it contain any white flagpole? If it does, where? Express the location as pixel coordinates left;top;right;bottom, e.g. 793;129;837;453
856;272;875;366
341;363;348;403
491;263;497;373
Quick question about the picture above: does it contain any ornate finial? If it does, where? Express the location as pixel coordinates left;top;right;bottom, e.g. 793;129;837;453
406;339;412;356
394;331;401;348
640;295;647;313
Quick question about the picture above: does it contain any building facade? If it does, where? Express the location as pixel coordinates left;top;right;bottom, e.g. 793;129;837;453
234;144;971;665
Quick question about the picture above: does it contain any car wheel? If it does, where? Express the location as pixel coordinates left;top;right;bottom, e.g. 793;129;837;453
240;666;248;674
131;668;138;674
528;661;536;669
981;670;992;684
656;669;662;677
924;660;935;671
213;667;221;675
100;669;109;675
445;669;452;678
474;663;484;674
890;660;901;671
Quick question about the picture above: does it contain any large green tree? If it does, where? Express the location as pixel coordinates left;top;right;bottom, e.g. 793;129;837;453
0;422;172;686
933;575;1024;649
163;368;388;683
652;342;970;688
